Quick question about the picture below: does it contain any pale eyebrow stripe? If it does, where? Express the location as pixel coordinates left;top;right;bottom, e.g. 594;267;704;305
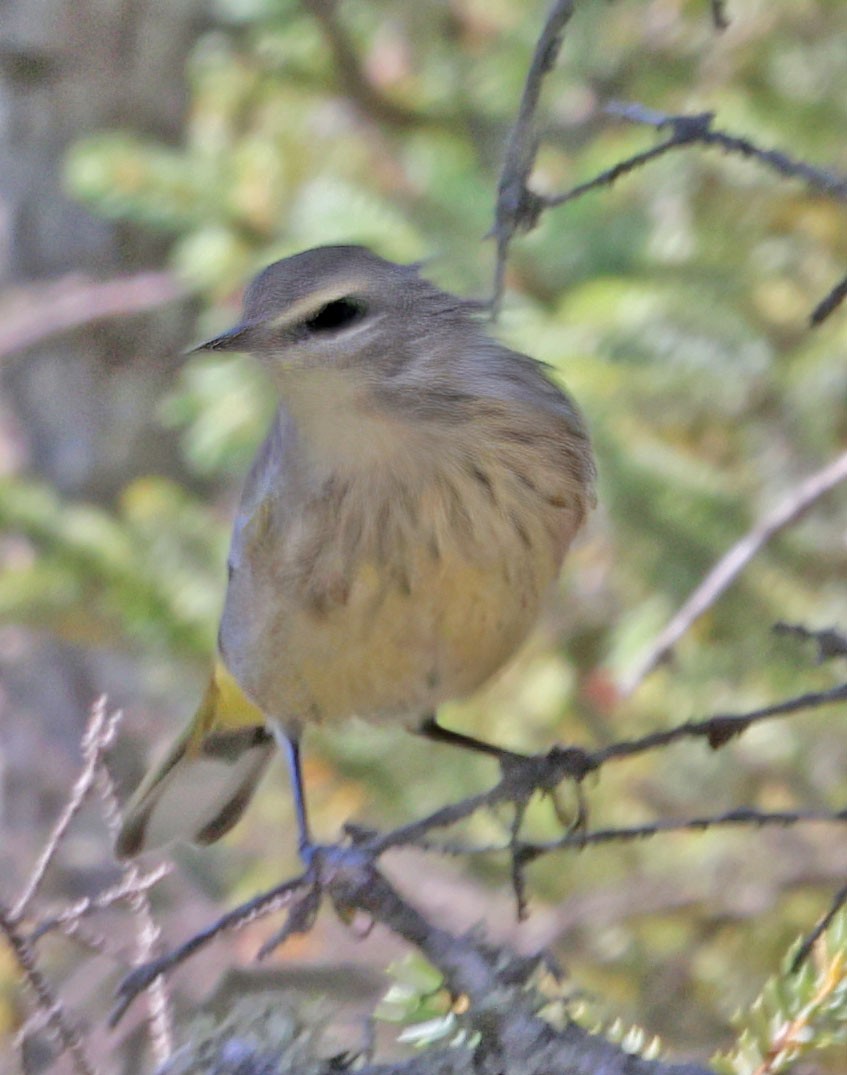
264;280;369;330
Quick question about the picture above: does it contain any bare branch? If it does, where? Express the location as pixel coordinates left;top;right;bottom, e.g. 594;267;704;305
28;865;170;944
607;103;847;199
519;805;847;862
96;751;175;1065
1;901;99;1075
491;0;577;316
773;621;847;663
300;0;430;130
791;882;847;972
12;698;122;920
0;271;185;361
810;272;847;326
623;449;847;693
110;873;307;1028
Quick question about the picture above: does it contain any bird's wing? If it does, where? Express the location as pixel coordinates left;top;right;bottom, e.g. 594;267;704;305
115;659;273;857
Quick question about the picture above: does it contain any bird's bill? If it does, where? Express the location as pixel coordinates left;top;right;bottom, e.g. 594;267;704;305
189;321;259;353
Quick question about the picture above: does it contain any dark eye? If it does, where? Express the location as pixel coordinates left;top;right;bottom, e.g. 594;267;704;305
304;297;367;333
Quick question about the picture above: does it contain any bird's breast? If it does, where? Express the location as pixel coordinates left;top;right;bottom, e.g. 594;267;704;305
219;445;580;729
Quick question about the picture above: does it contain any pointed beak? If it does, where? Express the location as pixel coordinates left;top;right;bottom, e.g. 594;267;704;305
188;321;260;354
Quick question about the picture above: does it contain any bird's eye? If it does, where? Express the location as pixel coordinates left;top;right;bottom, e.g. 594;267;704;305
304;297;367;333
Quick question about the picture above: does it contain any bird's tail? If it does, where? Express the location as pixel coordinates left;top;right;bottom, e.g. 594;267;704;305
116;662;274;858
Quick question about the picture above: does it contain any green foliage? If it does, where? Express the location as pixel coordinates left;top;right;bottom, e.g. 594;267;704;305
713;907;847;1074
376;953;479;1050
375;950;667;1060
0;475;222;656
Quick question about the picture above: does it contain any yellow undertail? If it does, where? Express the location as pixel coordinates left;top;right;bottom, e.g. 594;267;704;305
116;661;273;858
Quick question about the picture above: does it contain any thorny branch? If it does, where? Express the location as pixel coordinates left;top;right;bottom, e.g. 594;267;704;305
492;67;847;323
95;730;176;1065
0;700;176;1072
12;697;121;920
0;902;98;1075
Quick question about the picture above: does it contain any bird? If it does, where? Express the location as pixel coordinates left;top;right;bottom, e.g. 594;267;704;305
116;245;595;861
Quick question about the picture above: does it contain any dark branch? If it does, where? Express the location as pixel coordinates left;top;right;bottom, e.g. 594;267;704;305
300;0;431;130
810;272;847;326
774;621;847;663
491;0;577;316
791;882;847;972
1;902;96;1075
606;103;847;199
114;853;713;1075
710;1;730;31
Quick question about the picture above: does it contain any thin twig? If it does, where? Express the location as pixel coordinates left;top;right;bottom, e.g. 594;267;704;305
364;677;847;858
810;272;847;326
543;103;847;210
96;751;175;1065
110;873;307;1027
791;882;847;972
0;271;185;360
623;448;847;693
408;804;847;859
12;698;121;921
491;0;577;316
28;865;169;944
773;621;847;663
607;103;847;199
520;805;847;860
300;0;428;130
1;901;98;1075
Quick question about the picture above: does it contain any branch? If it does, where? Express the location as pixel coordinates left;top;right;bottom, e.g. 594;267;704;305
810;272;847;326
791;882;847;972
773;621;847;663
12;698;121;920
114;854;714;1075
300;0;431;130
0;270;185;360
518;805;847;862
608;103;847;198
111;665;847;1035
96;752;175;1066
522;102;847;324
623;448;847;693
28;865;169;944
491;0;577;316
0;901;99;1075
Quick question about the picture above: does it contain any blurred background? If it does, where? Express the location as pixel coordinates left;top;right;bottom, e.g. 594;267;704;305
1;0;846;1071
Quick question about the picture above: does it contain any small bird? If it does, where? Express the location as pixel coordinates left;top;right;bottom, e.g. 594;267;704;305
116;245;595;860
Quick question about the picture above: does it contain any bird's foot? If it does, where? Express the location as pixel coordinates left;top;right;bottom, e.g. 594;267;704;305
498;743;596;800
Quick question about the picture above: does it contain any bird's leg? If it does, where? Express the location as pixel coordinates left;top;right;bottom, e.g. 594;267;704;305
270;725;314;863
416;713;528;766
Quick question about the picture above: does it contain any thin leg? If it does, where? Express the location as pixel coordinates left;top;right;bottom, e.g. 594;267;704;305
270;725;312;858
417;714;526;765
